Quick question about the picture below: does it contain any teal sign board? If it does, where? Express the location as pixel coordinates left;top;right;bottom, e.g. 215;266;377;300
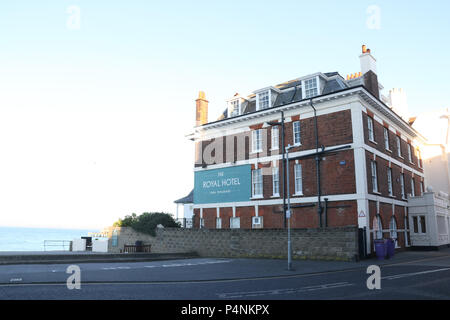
194;165;251;204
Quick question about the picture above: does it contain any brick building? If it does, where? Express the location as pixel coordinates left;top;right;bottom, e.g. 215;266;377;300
188;46;427;254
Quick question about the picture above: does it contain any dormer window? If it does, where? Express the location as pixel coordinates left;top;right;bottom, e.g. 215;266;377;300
304;77;318;98
254;87;279;111
257;91;270;110
229;99;240;117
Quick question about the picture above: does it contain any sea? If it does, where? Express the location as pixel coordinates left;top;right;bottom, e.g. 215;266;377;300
0;226;99;252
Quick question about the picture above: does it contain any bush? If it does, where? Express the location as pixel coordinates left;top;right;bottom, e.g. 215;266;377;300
113;213;138;227
113;212;180;236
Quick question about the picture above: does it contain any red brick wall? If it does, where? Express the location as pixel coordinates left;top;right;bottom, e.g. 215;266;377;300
286;149;356;198
326;200;358;227
365;150;421;200
220;207;233;229
362;111;423;174
197;109;353;167
194;201;357;230
285;109;353;153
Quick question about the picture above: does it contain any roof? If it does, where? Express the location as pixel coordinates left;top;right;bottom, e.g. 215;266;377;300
216;72;350;121
174;189;193;204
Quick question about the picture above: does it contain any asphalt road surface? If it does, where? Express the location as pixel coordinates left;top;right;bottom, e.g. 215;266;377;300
0;254;449;300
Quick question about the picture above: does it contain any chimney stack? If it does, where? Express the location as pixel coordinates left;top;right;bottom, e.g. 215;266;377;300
195;91;208;126
359;45;380;99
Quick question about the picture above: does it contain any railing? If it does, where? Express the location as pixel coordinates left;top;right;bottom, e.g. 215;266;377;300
43;240;72;251
123;244;151;253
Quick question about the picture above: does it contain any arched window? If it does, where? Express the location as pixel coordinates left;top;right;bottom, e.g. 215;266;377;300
373;215;383;240
389;216;398;240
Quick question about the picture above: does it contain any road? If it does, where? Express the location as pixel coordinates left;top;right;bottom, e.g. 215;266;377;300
0;252;449;300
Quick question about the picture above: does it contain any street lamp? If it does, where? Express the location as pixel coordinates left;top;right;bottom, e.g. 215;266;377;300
268;111;287;228
285;144;294;271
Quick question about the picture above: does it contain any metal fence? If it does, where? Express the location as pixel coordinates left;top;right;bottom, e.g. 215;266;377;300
43;240;72;251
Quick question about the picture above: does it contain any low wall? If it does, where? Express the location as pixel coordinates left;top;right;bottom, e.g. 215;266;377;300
103;226;359;261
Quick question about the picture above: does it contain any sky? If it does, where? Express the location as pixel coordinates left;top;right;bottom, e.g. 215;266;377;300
0;0;449;229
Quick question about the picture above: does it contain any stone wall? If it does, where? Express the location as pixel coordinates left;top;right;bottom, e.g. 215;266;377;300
103;226;359;261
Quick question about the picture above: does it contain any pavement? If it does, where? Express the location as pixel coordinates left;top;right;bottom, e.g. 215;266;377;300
0;251;199;265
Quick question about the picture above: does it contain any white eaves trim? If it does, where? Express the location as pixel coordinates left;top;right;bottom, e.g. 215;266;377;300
193;192;409;209
358;89;426;142
196;86;364;131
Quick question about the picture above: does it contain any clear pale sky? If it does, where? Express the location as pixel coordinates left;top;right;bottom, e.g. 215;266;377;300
0;1;448;229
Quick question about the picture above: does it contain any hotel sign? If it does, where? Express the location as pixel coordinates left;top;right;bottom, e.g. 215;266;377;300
194;165;251;204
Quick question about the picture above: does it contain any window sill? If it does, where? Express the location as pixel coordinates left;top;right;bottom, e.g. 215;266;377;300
270;148;279;152
386;149;393;153
372;191;382;195
368;139;377;145
409;161;415;165
250;196;264;200
398;155;404;160
271;194;280;198
292;143;302;148
293;192;304;197
250;150;263;155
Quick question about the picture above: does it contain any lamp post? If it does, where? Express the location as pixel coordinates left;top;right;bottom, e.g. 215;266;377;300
268;111;286;228
285;144;294;271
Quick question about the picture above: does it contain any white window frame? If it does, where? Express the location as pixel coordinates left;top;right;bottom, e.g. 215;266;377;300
230;217;240;229
400;173;406;199
293;121;301;146
371;161;378;193
417;148;422;168
303;77;318;98
387;167;393;196
411;178;415;197
252;216;263;229
252;169;263;198
384;127;390;150
390;217;398;247
272;167;280;196
408;144;413;163
294;163;303;195
252;129;263;153
229;99;240;117
368;117;375;142
271;126;279;150
396;135;402;157
420;181;424;195
257;90;270;111
373;215;383;240
199;218;205;229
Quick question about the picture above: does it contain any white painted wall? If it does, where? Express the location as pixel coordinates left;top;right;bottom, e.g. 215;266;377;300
408;192;450;247
72;238;86;251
